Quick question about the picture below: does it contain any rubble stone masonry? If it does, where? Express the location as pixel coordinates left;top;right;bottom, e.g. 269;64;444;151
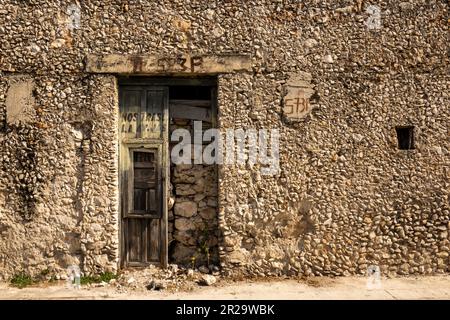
0;0;448;279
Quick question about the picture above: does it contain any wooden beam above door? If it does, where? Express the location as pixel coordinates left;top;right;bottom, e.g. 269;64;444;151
85;54;252;75
170;104;212;122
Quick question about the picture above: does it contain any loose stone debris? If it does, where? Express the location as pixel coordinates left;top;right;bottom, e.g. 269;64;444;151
95;265;222;293
199;275;217;286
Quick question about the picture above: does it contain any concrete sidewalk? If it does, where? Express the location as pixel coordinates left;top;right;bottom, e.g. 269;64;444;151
0;276;449;300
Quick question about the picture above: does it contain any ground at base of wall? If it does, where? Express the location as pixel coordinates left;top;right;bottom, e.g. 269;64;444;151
0;275;449;300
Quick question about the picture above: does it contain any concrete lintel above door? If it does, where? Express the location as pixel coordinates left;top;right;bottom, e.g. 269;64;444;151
85;54;252;75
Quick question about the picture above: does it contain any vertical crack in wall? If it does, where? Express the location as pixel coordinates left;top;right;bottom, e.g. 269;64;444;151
72;121;92;224
70;121;93;269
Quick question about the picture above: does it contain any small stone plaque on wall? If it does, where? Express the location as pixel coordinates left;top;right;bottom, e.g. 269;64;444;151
5;75;36;125
283;72;315;121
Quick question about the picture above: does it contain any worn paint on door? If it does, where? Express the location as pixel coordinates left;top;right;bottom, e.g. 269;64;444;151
119;86;169;267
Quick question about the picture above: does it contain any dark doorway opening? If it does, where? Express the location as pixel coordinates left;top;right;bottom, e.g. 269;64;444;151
395;126;415;150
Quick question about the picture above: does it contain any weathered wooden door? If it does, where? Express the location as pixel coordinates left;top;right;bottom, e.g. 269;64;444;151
119;86;168;267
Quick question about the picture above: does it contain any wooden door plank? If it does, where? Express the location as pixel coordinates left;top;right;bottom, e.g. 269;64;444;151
160;87;169;268
149;219;160;262
169;99;211;107
128;219;139;262
142;219;148;263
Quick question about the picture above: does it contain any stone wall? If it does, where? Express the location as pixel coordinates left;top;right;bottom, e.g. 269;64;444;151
169;119;219;267
0;0;448;279
0;73;119;280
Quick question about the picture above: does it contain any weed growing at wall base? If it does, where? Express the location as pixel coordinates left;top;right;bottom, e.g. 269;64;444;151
10;272;34;288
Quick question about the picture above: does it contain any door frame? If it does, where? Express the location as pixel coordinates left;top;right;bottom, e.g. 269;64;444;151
118;77;217;269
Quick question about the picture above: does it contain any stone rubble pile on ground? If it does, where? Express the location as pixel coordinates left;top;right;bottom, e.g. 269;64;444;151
111;265;219;292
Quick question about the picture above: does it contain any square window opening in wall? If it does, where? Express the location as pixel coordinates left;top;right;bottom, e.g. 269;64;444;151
395;126;415;150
